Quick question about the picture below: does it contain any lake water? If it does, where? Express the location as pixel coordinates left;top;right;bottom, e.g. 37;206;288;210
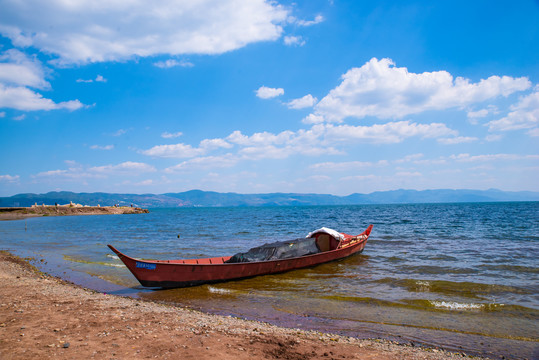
0;203;537;359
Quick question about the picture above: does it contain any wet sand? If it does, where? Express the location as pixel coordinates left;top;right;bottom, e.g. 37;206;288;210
0;251;480;360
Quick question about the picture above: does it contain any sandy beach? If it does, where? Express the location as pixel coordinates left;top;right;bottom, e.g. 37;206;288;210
0;250;481;360
0;206;149;221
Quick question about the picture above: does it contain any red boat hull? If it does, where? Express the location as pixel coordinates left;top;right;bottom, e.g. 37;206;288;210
108;225;373;288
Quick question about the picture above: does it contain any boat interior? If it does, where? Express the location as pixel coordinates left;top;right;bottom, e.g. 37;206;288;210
313;233;341;252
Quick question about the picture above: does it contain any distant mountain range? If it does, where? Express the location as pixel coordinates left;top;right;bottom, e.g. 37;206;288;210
1;189;538;208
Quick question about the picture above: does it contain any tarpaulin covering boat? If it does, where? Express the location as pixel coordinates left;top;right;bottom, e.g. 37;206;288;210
108;225;373;288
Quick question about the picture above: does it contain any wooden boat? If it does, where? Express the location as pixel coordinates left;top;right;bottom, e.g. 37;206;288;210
108;224;373;288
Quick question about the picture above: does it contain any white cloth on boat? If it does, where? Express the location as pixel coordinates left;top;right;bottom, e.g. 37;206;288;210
306;227;344;241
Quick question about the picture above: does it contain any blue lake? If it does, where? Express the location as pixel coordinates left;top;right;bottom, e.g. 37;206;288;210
1;202;537;359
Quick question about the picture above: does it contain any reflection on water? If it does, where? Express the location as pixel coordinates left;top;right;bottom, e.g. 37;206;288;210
0;202;538;359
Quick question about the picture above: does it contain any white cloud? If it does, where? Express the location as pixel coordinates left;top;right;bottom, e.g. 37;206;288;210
0;174;20;182
302;114;324;124
450;153;539;162
0;111;5;117
145;120;458;166
136;179;154;186
283;35;305;46
89;161;156;174
294;15;324;27
394;154;424;163
35;169;97;180
467;109;489;119
154;59;194;69
142;138;232;158
487;90;539;132
467;105;500;120
13;114;26;121
0;49;50;89
227;130;293;146
312;58;531;122
111;129;127;137
142;143;205;158
0;49;85;111
286;94;317;109
310;161;376;171
0;1;289;65
0;83;84;111
90;144;114;150
323;121;457;143
161;131;183;139
528;128;539;137
35;161;156;180
76;74;107;83
340;174;378;182
395;171;422;177
485;134;503;142
199;138;233;150
256;86;284;99
165;154;239;172
437;136;478;145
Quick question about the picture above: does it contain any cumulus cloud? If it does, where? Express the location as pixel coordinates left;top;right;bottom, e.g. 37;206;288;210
340;174;378;182
35;161;156;180
161;131;183;139
154;59;194;69
256;86;285;99
0;49;50;89
111;129;127;137
450;153;539;162
302;114;325;124
467;105;499;119
89;161;156;174
310;161;378;171
165;154;239;172
77;74;107;83
437;136;478;145
0;83;84;111
323;121;457;144
0;49;85;111
227;130;293;146
283;35;305;46
286;94;317;109
485;134;503;142
0;1;288;65
293;15;324;27
311;58;531;122
396;171;422;177
142;138;232;158
90;144;114;150
0;174;20;182
487;90;539;132
145;119;458;173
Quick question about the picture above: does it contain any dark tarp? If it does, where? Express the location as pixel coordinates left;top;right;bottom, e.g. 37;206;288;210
225;237;320;263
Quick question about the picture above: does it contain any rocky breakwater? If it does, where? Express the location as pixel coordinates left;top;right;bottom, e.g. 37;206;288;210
0;203;149;220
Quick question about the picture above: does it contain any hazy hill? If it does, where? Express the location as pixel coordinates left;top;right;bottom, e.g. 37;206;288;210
1;189;538;208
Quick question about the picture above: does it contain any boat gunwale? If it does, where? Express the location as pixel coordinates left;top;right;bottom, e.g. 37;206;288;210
108;225;372;267
108;237;368;268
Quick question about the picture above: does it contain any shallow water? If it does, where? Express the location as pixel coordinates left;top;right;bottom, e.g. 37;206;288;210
0;203;537;359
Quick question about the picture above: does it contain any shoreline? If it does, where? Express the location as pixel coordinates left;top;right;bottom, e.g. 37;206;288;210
0;205;149;221
0;250;480;360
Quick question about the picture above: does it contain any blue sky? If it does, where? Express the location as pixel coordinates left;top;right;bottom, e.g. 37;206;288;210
0;0;538;196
